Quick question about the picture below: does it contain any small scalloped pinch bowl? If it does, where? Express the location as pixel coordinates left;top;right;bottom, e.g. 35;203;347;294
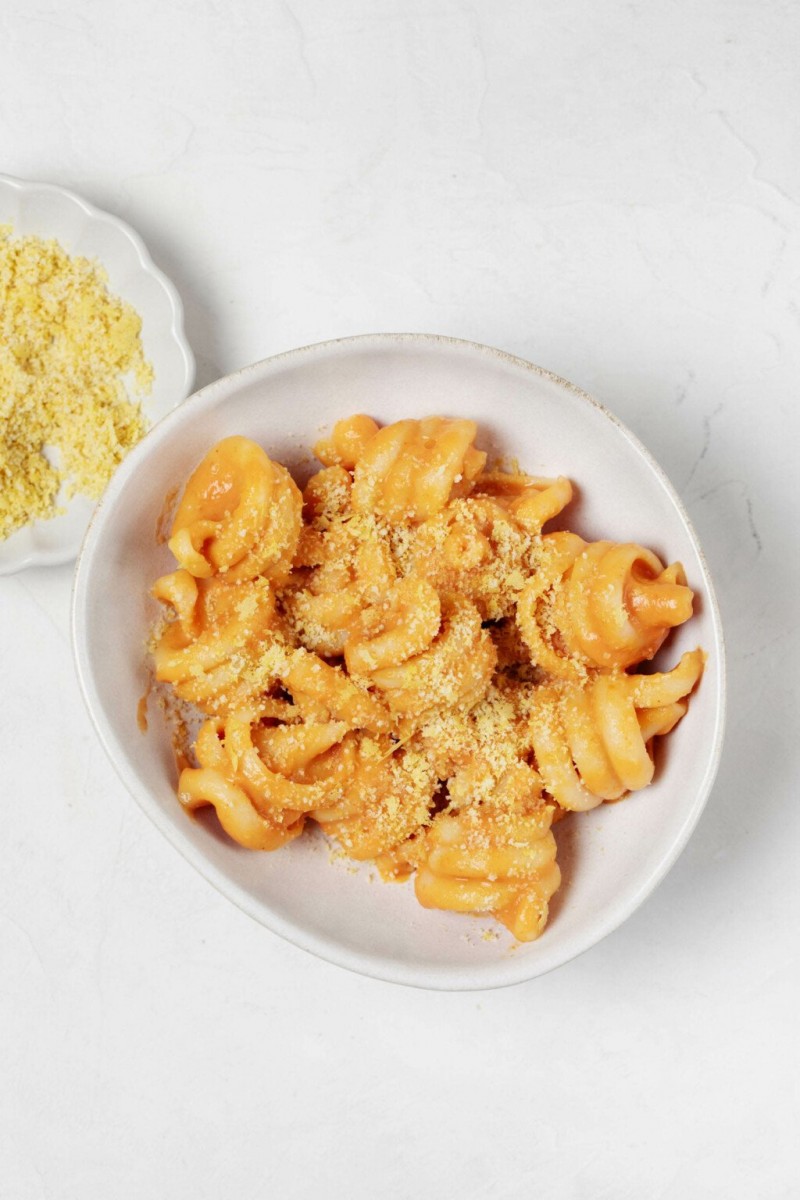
0;173;194;574
72;335;725;990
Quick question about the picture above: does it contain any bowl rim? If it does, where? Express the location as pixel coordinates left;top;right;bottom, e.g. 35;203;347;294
0;171;195;574
71;332;727;990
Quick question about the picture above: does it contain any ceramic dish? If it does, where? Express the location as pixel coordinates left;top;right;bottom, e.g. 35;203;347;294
71;334;725;989
0;173;194;574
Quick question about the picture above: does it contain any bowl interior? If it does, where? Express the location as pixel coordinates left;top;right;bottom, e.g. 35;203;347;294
0;175;193;572
73;336;724;988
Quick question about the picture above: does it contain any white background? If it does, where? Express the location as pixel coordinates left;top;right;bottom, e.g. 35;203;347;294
2;1;799;1196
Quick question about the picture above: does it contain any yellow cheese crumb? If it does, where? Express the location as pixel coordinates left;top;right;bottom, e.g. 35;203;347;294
0;225;153;540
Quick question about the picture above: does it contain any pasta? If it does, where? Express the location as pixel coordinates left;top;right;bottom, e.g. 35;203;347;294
150;415;704;942
517;532;694;676
414;798;561;943
169;435;302;583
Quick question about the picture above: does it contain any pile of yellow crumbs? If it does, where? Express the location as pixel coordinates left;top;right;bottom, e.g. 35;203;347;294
0;226;153;540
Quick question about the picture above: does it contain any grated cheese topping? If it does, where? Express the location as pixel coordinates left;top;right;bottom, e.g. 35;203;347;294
0;226;153;540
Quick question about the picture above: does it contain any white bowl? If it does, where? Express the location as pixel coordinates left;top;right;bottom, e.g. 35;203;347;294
72;334;725;990
0;173;194;574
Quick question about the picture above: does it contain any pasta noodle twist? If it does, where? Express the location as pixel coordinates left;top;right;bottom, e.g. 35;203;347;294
278;646;389;732
151;573;281;714
529;648;705;811
344;575;441;675
415;677;536;787
374;681;542;885
305;733;437;860
347;416;487;523
178;717;308;850
414;770;561;941
283;515;397;656
313;414;381;470
356;593;497;717
153;566;387;731
168;436;302;583
409;497;535;620
302;465;354;528
473;470;574;533
517;533;695;676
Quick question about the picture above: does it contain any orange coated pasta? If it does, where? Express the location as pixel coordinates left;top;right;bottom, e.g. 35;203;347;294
149;415;704;942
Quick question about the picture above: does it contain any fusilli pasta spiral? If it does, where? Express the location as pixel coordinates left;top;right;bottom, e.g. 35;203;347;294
151;573;280;714
169;436;302;583
529;649;705;811
517;533;694;676
415;785;561;941
178;717;307;850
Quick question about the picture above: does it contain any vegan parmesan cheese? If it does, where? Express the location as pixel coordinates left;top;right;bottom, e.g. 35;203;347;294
0;226;153;540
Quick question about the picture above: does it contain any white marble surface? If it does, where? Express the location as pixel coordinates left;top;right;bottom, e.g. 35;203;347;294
1;1;798;1195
